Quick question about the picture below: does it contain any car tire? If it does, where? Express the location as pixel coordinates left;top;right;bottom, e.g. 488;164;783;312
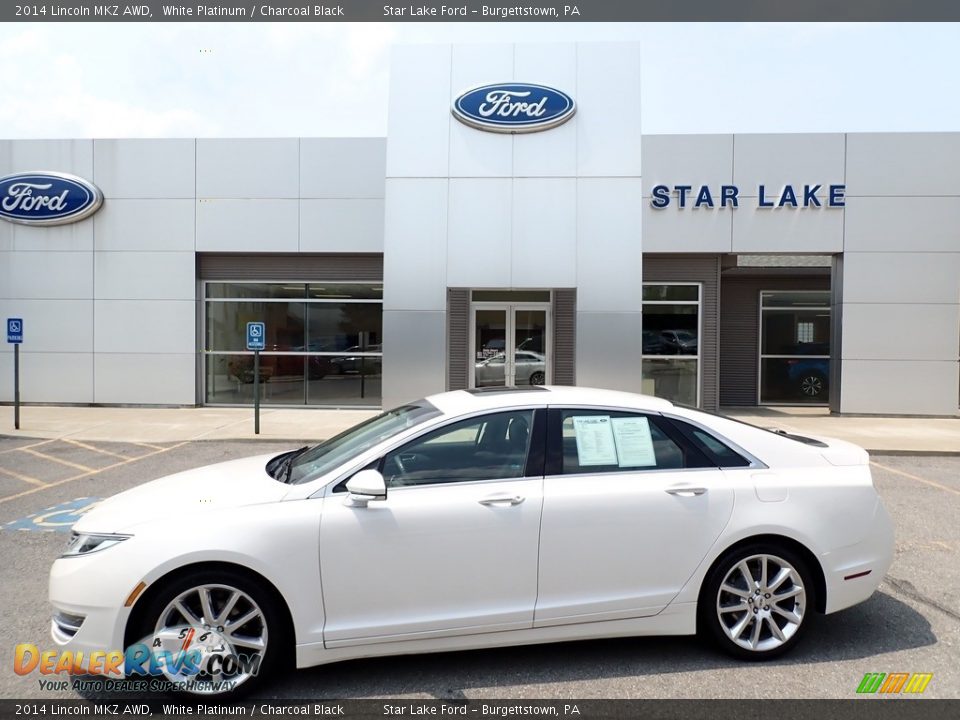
128;568;289;698
699;543;814;661
529;371;545;386
798;372;826;398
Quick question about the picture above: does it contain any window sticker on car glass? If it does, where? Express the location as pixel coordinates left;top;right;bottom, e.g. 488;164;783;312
572;416;618;466
611;417;657;468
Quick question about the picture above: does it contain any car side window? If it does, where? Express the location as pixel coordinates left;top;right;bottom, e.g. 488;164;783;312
382;410;535;488
668;420;752;468
552;409;711;475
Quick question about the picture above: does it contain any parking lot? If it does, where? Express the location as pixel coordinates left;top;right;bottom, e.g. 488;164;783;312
0;437;957;699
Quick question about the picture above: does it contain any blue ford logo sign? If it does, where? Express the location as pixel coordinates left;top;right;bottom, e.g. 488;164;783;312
0;171;103;226
452;83;576;134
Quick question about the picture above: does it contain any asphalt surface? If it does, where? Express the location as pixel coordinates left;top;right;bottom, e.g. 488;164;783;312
0;438;957;700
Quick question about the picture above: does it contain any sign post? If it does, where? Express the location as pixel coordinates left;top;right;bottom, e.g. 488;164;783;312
7;318;23;430
246;322;266;435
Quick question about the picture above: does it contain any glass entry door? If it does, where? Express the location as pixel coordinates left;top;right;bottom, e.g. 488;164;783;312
472;304;550;388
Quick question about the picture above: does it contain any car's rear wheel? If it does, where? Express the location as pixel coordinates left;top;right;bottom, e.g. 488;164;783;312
129;569;287;698
529;371;545;386
700;545;812;660
799;372;826;398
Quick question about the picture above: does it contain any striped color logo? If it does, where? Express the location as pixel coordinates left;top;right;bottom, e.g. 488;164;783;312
857;672;933;694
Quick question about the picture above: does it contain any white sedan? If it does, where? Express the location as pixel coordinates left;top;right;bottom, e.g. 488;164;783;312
49;386;893;696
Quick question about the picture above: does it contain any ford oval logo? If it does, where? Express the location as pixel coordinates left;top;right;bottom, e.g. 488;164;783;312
452;83;576;134
0;171;103;226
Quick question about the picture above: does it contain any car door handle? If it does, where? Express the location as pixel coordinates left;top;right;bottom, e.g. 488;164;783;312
665;486;708;497
478;495;525;507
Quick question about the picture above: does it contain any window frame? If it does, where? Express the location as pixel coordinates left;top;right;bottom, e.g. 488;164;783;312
333;407;548;493
641;282;702;408
544;406;713;477
757;289;831;406
201;279;384;408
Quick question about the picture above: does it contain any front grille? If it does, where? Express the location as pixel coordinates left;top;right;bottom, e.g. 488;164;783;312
51;611;85;642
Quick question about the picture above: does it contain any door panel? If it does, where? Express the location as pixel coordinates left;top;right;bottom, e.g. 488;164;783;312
319;409;544;646
514;309;547;386
321;479;543;645
535;408;734;626
474;308;508;387
536;470;732;625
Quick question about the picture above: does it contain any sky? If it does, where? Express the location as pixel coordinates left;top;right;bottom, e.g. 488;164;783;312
1;22;958;138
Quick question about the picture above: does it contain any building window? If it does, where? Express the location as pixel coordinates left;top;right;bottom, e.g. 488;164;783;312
759;290;830;405
642;284;700;407
203;282;383;407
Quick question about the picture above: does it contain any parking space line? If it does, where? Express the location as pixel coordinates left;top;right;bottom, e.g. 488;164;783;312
62;438;135;461
21;448;96;473
0;440;190;506
0;465;47;487
871;460;960;497
0;439;56;456
0;468;47;487
128;441;168;451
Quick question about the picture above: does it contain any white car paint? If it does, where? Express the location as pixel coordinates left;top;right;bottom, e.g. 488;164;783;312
49;386;894;692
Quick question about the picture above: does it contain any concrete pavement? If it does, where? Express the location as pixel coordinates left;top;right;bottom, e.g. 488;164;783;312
0;405;379;444
1;401;958;453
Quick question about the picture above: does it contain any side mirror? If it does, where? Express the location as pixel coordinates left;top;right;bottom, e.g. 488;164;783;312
345;469;387;507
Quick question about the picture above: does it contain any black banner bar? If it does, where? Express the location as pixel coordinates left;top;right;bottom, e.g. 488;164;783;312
0;700;957;720
4;0;960;22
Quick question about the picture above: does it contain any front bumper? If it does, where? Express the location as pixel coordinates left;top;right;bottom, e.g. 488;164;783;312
48;555;135;657
821;497;895;614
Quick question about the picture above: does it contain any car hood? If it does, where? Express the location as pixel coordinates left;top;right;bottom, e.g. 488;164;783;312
73;453;290;534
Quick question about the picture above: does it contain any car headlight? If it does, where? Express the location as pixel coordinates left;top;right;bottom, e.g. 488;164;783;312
62;532;131;558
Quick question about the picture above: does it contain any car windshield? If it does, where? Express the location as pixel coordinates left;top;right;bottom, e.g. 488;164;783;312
286;401;442;485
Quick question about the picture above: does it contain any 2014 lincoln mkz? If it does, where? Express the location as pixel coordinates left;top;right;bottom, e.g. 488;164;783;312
49;386;894;696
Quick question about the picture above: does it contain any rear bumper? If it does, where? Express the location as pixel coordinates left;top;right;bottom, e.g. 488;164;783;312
822;498;895;614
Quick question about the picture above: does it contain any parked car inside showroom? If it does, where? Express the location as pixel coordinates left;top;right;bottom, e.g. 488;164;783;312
49;386;893;697
474;351;546;386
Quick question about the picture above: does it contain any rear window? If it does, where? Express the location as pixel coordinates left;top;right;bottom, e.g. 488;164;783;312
688;427;752;467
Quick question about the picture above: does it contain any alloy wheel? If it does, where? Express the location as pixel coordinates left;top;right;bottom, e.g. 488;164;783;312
800;375;824;397
151;583;268;693
716;553;806;653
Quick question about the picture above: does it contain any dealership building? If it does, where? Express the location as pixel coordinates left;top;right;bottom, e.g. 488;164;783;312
1;42;958;416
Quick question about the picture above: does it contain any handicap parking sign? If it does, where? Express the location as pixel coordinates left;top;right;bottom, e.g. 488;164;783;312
7;317;23;344
246;322;265;351
2;497;102;533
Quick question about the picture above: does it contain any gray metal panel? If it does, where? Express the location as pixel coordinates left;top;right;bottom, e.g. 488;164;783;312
382;309;447;409
553;289;577;386
197;254;383;281
830;255;843;414
719;274;831;407
446;288;469;391
576;311;644;392
643;255;720;412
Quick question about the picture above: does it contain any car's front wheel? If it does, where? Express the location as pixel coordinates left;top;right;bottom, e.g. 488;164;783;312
700;545;813;660
128;569;287;698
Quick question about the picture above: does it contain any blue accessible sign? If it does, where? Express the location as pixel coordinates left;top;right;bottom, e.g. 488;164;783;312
2;497;102;533
7;317;23;344
246;321;265;351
